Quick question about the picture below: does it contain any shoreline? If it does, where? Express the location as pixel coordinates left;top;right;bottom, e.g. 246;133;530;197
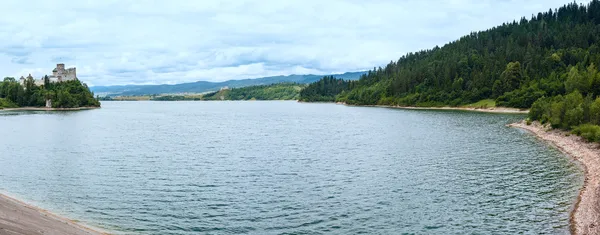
509;121;600;235
0;106;100;111
0;193;107;235
336;102;529;114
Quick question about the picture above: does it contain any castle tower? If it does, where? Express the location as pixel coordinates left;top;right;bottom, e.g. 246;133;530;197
56;63;65;71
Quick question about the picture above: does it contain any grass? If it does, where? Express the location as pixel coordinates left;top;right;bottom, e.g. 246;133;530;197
463;99;496;109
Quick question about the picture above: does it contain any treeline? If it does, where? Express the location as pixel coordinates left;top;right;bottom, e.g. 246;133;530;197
299;76;353;102
301;1;600;109
529;88;600;142
202;83;303;100
0;77;100;108
152;95;197;101
150;83;304;101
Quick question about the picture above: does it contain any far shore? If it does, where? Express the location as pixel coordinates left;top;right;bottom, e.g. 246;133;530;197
0;193;107;235
509;121;600;235
0;106;100;111
335;102;529;114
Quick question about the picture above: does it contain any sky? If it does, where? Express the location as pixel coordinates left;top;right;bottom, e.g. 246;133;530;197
0;0;590;86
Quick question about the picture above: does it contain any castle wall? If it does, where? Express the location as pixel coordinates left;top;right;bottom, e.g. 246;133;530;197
20;63;78;86
64;68;76;81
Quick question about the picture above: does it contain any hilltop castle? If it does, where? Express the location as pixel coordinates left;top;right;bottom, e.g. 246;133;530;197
20;63;78;86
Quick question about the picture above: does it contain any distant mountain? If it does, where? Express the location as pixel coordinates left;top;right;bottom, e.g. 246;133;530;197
91;71;366;96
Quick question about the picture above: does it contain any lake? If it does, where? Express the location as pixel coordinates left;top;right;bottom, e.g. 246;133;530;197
0;101;583;234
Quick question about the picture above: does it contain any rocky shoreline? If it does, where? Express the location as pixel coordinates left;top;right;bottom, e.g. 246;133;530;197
509;121;600;235
335;102;529;114
380;105;528;113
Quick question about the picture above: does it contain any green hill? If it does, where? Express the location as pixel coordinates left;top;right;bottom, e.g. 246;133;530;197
301;1;600;143
301;1;600;108
152;83;305;101
91;72;365;97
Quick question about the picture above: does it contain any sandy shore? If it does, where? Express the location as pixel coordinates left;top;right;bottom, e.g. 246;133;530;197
335;102;528;114
509;121;600;235
0;106;100;111
0;193;106;235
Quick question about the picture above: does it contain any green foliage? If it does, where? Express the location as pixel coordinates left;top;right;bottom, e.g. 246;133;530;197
564;105;584;128
48;80;101;108
572;124;600;142
299;1;600;109
496;84;546;108
590;98;600;124
203;83;303;100
299;76;353;102
0;78;100;108
152;95;190;101
494;62;524;97
0;98;18;109
529;90;600;142
529;96;552;122
561;91;585;128
97;96;114;101
151;83;304;101
550;98;565;128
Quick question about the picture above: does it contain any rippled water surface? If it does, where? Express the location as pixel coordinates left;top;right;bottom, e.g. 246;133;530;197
0;101;583;234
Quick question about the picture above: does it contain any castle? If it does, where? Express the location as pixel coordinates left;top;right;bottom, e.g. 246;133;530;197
19;63;78;86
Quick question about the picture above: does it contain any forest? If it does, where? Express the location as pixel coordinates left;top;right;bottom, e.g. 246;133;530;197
300;0;600;142
299;76;353;102
151;83;304;101
0;76;100;109
202;83;303;101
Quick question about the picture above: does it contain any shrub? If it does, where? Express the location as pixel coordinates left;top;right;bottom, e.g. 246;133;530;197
591;98;600;125
529;96;551;121
572;124;600;142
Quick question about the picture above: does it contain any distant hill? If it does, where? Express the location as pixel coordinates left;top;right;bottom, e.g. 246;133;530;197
91;71;365;96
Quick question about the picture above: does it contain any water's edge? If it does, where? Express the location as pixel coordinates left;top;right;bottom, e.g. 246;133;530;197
0;192;108;234
0;106;100;111
509;121;599;235
333;102;529;114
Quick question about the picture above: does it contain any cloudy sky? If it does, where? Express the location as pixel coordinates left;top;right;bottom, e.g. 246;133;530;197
0;0;589;86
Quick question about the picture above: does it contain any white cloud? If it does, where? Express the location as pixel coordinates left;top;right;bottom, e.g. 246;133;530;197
0;0;589;86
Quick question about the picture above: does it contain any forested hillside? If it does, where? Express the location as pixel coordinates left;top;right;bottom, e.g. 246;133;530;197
299;0;600;142
203;83;303;100
299;76;353;102
302;1;600;109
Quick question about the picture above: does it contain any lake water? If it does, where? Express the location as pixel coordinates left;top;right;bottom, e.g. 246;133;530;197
0;101;583;234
